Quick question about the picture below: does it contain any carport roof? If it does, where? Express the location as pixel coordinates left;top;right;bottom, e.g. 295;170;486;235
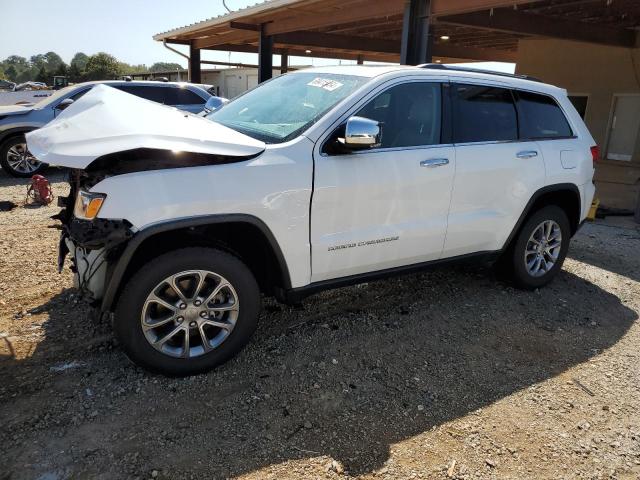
154;0;640;63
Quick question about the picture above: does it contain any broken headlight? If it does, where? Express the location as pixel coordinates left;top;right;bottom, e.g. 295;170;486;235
74;190;106;220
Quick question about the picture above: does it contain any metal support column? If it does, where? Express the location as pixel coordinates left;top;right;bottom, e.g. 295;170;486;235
259;24;273;83
281;51;289;74
189;43;201;83
357;55;364;65
400;0;433;65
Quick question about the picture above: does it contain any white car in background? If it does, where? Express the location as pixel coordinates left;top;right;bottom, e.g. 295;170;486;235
27;65;597;376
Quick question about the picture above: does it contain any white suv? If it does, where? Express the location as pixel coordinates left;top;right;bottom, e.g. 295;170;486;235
28;65;597;376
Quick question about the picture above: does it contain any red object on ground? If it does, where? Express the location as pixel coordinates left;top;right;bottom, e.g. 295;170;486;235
27;174;54;205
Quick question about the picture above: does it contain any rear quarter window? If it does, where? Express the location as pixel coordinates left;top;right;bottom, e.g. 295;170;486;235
515;91;573;139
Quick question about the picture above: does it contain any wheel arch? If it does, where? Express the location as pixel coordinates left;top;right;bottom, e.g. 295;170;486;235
0;126;37;146
101;214;292;312
502;183;582;252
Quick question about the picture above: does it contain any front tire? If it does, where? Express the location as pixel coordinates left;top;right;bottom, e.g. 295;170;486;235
114;247;260;376
0;135;46;178
506;205;571;290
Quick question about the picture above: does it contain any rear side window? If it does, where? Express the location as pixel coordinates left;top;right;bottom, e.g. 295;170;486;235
515;91;573;139
165;87;206;106
115;85;167;104
452;84;517;143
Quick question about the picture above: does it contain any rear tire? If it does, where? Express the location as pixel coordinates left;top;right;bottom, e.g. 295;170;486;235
114;247;260;376
0;135;46;178
505;205;571;290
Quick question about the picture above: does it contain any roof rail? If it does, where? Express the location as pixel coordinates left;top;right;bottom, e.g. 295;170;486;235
418;63;543;83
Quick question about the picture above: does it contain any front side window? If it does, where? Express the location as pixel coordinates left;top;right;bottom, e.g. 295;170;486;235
516;91;573;139
356;82;442;149
207;73;370;143
452;84;518;143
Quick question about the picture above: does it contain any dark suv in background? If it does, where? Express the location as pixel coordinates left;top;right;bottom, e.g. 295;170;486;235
0;81;214;177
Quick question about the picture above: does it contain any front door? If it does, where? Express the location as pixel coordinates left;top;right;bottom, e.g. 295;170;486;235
311;81;455;282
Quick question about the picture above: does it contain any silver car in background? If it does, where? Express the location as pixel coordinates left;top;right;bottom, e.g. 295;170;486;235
0;80;215;177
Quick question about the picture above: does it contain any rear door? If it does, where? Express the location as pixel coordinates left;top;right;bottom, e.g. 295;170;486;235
443;82;545;258
513;89;588;188
311;80;456;282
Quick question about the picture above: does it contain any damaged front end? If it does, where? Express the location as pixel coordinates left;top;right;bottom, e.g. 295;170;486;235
54;170;133;303
28;84;267;306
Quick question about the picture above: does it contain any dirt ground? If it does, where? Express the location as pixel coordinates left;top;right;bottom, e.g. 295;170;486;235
1;170;639;480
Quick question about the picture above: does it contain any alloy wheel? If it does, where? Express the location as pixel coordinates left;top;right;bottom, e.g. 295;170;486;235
6;142;40;175
524;220;562;277
141;270;239;358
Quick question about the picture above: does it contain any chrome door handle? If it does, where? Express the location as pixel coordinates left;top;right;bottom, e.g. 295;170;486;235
517;150;538;159
420;158;449;168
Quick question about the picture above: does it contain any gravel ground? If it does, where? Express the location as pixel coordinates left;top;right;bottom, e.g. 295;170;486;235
1;170;639;480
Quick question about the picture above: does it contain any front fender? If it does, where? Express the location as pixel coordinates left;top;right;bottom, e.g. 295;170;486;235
100;214;291;312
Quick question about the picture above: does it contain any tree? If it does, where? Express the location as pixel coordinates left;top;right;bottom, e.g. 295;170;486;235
68;62;82;82
16;68;33;83
4;55;29;69
54;63;68;78
4;65;18;82
35;65;48;84
43;51;64;72
84;52;122;80
30;54;46;70
119;62;147;75
149;62;183;73
70;52;89;71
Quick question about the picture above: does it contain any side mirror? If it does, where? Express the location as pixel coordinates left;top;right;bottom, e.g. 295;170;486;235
342;116;381;149
55;98;74;111
203;96;229;113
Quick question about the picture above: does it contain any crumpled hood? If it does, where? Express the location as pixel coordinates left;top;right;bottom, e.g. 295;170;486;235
26;84;265;169
0;104;33;116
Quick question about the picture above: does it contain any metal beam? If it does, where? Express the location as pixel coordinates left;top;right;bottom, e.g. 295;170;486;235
431;0;542;16
193;30;256;49
258;24;273;83
202;40;514;63
272;31;399;54
263;0;404;36
229;21;260;31
189;43;201;83
401;0;433;65
159;39;191;46
439;9;638;48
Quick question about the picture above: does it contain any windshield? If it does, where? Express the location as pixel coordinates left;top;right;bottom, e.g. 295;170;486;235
206;73;369;143
33;85;79;109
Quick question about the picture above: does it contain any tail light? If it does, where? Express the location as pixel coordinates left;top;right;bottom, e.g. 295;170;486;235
590;145;600;167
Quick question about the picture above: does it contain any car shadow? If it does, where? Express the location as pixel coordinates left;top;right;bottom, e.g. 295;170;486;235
0;261;636;478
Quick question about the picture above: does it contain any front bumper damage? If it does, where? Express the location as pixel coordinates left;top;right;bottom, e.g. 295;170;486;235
55;171;133;303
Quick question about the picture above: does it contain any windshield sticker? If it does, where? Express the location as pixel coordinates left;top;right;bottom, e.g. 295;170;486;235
307;78;344;92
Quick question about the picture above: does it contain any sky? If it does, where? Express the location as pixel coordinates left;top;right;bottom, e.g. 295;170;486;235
0;0;514;72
